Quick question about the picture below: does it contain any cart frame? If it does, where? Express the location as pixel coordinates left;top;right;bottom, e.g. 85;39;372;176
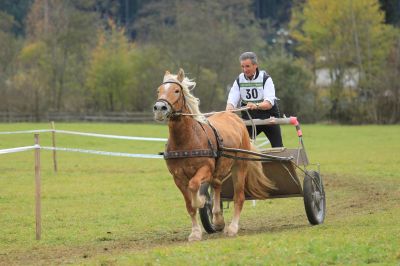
199;117;326;233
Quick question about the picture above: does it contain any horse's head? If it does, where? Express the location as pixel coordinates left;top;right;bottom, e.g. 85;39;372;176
153;69;187;121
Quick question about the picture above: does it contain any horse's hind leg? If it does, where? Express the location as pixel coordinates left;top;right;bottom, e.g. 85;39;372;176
174;177;202;241
225;161;246;237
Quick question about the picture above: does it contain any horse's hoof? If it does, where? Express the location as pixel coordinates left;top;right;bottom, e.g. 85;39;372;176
213;223;225;231
224;225;238;237
188;232;202;242
188;226;202;242
212;216;225;231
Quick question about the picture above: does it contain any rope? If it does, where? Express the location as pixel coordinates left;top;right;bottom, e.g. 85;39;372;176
41;146;163;159
0;129;52;135
0;145;40;155
0;129;167;142
53;130;167;142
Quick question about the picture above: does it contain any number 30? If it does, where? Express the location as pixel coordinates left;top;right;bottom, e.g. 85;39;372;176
246;88;258;99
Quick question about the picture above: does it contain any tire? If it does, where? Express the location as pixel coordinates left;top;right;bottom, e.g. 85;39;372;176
303;170;326;225
199;183;224;234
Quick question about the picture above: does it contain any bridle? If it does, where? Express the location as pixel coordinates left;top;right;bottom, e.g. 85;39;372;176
156;80;186;118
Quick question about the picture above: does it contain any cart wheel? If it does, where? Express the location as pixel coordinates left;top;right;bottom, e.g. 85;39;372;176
303;170;326;225
199;183;224;234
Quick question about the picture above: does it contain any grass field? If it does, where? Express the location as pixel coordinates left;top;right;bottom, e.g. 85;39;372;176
0;122;399;265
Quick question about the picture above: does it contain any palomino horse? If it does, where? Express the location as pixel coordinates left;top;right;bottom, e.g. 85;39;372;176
153;69;275;241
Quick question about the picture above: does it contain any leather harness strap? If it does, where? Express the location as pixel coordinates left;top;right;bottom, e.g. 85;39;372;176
163;149;217;159
158;80;224;160
163;120;223;160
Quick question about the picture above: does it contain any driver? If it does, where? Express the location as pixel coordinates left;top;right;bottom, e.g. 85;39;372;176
225;51;283;147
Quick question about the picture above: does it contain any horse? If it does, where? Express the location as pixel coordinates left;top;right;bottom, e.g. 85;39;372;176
153;69;275;241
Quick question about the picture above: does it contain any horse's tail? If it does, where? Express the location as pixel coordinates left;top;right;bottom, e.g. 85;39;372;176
244;144;276;199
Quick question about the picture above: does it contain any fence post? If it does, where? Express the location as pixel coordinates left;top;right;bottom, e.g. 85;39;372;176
51;121;57;172
34;134;41;240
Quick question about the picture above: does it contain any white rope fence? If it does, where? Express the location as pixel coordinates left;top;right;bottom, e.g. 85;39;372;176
53;129;167;142
0;133;269;160
0;145;39;155
0;129;167;142
0;125;169;241
0;135;42;240
41;146;163;159
0;129;52;134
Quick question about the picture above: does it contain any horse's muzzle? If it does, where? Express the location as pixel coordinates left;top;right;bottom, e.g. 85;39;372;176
153;101;171;121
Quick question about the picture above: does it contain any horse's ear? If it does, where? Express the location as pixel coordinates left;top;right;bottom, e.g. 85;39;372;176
164;70;171;76
177;68;185;82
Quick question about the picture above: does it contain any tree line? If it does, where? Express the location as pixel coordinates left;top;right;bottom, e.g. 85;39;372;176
0;0;399;123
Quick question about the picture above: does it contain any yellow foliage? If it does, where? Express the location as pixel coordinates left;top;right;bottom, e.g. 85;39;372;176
290;0;392;69
85;19;134;111
18;41;46;63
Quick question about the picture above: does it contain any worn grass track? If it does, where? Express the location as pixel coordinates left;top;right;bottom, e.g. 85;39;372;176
0;123;399;265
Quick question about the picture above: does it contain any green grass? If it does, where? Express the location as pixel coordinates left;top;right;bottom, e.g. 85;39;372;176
0;122;399;265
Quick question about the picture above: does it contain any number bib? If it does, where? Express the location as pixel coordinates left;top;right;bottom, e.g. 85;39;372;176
238;72;265;102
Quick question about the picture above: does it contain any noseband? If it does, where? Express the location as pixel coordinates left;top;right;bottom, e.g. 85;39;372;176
156;81;186;118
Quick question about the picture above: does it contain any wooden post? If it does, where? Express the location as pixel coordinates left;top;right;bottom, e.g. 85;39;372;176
51;121;57;172
34;134;41;240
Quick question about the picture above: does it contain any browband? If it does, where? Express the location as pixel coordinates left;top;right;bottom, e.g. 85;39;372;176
162;80;184;89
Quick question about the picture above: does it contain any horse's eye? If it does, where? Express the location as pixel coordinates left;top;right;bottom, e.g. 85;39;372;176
175;89;180;93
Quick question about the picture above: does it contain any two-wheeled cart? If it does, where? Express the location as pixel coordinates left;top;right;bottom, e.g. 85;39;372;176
199;117;326;233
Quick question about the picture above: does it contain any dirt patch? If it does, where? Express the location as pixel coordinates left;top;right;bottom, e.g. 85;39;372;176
2;173;399;265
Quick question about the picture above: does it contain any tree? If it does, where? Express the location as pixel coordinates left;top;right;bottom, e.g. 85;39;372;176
0;0;34;36
11;41;49;120
263;54;315;121
134;0;266;111
0;11;23;113
127;45;173;112
376;31;400;123
86;20;133;112
25;0;98;112
290;0;395;123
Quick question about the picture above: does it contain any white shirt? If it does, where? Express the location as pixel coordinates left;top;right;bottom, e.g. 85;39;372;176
227;71;277;108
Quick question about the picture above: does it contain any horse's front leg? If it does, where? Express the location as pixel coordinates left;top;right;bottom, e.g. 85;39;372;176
188;165;212;209
212;182;225;231
225;161;246;237
174;176;203;242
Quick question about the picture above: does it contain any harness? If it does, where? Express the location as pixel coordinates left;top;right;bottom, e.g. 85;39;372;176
163;120;223;160
157;80;186;118
156;80;223;160
156;80;289;162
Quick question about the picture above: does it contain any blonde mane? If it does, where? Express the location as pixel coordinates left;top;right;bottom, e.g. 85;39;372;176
163;73;207;123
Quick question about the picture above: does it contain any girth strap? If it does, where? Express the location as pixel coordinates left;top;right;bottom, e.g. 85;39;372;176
162;149;217;159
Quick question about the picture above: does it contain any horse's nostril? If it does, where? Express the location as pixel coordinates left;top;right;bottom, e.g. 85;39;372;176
161;106;168;111
153;105;157;111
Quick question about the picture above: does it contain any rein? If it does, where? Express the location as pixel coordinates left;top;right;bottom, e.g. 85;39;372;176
157;81;279;161
180;107;250;117
157;79;250;118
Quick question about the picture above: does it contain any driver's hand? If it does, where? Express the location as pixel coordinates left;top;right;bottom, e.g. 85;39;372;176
226;104;235;111
247;103;257;110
